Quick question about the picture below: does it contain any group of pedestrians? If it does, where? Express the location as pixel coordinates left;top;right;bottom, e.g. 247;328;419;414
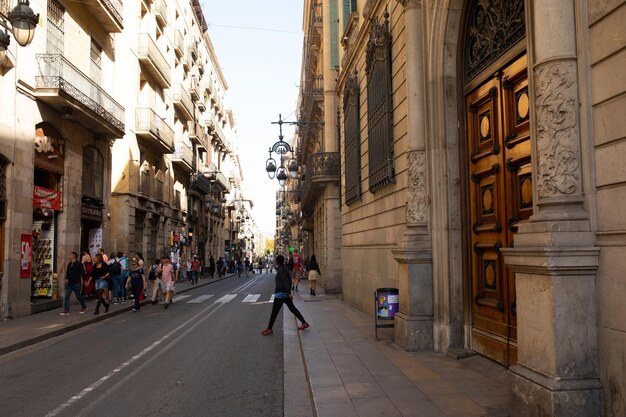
60;249;195;315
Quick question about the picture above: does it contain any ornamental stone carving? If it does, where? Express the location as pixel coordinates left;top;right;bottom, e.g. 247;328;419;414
407;151;427;224
397;0;421;9
534;61;582;198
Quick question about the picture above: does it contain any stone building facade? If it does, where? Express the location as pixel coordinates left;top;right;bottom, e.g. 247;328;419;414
0;0;238;318
110;0;233;268
0;0;125;318
298;0;626;416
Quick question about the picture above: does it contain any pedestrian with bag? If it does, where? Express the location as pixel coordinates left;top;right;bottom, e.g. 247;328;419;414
126;260;146;311
191;256;200;284
92;253;110;315
217;257;225;277
307;255;321;296
148;258;161;304
261;255;310;335
60;251;88;315
81;251;95;297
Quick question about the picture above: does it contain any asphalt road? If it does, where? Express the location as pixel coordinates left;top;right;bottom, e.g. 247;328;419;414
0;273;285;417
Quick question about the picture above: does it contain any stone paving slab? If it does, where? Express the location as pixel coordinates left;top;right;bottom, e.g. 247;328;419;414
288;286;513;417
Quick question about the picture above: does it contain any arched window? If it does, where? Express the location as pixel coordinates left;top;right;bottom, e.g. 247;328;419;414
82;146;104;200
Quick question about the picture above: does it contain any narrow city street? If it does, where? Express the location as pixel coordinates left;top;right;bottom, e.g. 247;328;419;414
0;274;284;417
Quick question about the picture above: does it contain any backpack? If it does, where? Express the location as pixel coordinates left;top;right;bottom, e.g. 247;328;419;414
148;265;157;281
110;259;122;275
288;257;294;271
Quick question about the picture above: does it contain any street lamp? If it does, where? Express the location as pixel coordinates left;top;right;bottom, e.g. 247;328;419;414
0;0;39;62
266;114;300;187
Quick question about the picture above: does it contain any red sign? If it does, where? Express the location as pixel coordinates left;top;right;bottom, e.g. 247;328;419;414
33;186;62;211
20;234;32;278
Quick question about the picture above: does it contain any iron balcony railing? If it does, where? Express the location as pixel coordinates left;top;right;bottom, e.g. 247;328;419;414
137;33;171;87
189;77;200;101
35;54;125;135
168;140;194;170
301;152;340;214
189;40;198;60
135;107;175;152
172;83;193;121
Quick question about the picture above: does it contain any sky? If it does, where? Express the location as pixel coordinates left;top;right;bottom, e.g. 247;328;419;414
201;1;305;239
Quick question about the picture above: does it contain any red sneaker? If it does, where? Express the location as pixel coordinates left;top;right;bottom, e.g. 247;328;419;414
261;328;273;336
298;323;310;330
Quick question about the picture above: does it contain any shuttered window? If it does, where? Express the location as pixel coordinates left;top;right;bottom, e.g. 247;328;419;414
365;13;394;193
343;72;361;205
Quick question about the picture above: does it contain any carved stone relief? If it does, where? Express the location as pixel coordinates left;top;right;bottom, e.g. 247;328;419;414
534;61;582;199
407;151;428;224
397;0;421;9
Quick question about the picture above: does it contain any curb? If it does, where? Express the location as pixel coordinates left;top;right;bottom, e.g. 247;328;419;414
0;274;234;357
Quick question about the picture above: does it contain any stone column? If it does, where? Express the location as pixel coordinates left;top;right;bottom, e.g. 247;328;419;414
391;0;433;351
501;1;603;416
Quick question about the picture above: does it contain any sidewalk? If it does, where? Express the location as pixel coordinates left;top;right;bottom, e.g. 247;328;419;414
285;285;513;417
0;273;233;356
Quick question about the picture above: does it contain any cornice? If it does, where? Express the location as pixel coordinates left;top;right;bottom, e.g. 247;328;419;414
396;0;421;9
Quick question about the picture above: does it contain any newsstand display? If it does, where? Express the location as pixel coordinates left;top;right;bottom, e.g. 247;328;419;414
31;213;56;298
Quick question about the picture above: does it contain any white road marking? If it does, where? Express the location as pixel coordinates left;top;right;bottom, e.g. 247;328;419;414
47;294;231;417
270;294;275;303
215;294;237;303
187;294;214;303
242;294;260;303
171;295;192;302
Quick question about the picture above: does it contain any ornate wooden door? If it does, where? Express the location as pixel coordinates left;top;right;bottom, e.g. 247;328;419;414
465;54;531;366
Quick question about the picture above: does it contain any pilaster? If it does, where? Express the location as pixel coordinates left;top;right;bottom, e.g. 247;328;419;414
392;0;433;351
501;1;603;415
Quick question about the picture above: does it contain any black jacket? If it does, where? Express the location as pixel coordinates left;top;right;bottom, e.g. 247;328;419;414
274;264;292;293
66;261;86;285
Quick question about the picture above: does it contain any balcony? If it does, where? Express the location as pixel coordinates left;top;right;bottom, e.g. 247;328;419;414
174;30;184;57
182;53;192;72
172;84;193;121
137;33;171;88
189;41;198;61
202;163;230;191
34;54;125;139
154;0;167;26
135;107;175;153
205;112;230;153
81;0;123;32
189;77;200;101
301;152;340;215
188;120;206;150
168;141;194;173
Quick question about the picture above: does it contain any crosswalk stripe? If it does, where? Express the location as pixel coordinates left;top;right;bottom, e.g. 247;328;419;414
187;295;214;303
172;295;192;302
242;294;261;303
215;294;237;303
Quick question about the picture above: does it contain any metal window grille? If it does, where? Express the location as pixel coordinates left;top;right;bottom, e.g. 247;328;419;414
463;0;525;83
46;0;64;55
343;71;361;205
365;13;394;193
90;39;102;85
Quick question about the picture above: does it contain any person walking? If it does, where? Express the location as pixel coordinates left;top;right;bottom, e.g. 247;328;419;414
81;251;94;298
307;255;321;296
208;256;216;278
157;256;176;309
290;250;302;292
191;256;200;284
60;251;88;315
92;253;110;315
126;260;146;311
236;258;243;277
148;258;161;304
244;258;251;277
261;255;310;335
217;257;225;277
110;251;126;304
258;259;264;274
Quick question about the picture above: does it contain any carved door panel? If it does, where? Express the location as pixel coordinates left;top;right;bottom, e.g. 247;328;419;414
466;54;530;366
